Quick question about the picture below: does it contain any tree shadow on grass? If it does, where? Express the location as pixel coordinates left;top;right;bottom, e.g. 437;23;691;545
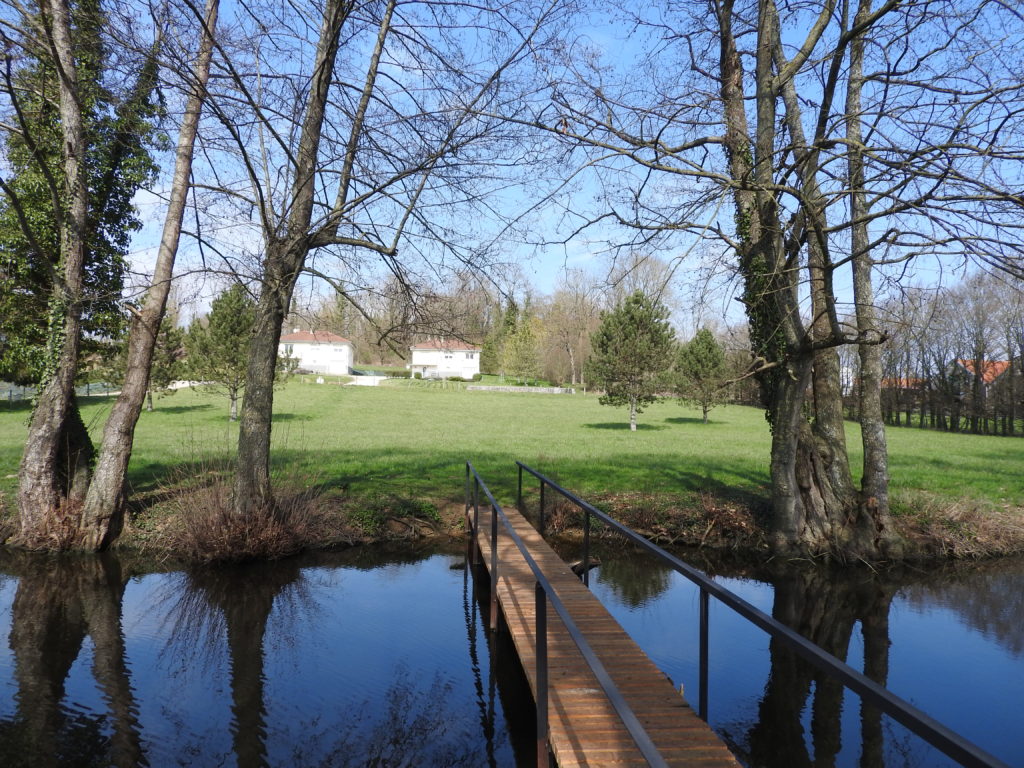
0;400;34;414
123;443;774;530
272;413;312;422
583;422;668;431
146;403;216;415
664;416;717;426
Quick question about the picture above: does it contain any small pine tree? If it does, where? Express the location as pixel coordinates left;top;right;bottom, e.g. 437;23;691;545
675;327;728;423
587;291;676;431
147;313;186;412
185;285;256;421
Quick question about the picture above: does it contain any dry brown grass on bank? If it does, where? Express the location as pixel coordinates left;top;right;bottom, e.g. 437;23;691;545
117;468;460;562
519;488;1024;561
892;490;1024;559
518;490;772;553
154;481;334;563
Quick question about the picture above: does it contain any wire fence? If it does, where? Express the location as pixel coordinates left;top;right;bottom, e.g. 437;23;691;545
1;381;118;405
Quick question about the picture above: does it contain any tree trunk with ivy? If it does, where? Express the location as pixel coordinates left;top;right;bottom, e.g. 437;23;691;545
717;0;895;558
77;0;220;550
16;0;92;547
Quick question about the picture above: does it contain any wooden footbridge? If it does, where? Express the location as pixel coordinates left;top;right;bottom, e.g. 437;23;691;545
465;463;738;768
465;461;1010;768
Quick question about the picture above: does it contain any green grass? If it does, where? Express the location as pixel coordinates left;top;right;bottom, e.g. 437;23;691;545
1;382;1022;514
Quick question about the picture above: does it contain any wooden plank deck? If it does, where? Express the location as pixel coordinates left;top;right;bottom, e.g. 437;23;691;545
473;503;739;768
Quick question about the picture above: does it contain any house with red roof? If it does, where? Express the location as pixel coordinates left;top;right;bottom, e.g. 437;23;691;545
954;359;1012;385
409;338;481;379
279;330;354;375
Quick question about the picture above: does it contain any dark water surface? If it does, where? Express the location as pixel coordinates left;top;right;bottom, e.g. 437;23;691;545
573;543;1024;768
0;543;1021;768
0;544;535;767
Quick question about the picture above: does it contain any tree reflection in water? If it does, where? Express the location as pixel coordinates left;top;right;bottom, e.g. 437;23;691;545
589;546;910;767
594;552;673;608
1;553;145;768
0;546;534;767
316;665;486;767
741;566;897;768
157;559;307;768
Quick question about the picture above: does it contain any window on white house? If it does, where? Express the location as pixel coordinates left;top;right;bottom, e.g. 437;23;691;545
466;352;475;359
284;344;294;355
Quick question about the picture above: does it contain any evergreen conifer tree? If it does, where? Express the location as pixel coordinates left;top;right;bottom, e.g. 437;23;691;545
675;328;728;423
587;291;675;431
186;285;256;421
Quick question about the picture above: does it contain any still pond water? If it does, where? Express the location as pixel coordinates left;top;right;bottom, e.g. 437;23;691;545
0;543;1021;767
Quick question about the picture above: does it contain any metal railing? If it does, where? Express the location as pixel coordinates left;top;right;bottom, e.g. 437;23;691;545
515;460;1010;768
465;462;671;768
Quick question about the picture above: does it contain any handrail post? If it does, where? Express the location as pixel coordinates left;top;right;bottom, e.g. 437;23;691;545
490;501;499;631
582;507;591;587
699;587;709;721
517;463;523;510
471;476;481;567
535;581;549;768
539;480;546;535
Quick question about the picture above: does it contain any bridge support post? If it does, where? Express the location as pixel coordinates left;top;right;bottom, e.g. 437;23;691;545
490;503;499;631
699;587;709;721
535;581;549;767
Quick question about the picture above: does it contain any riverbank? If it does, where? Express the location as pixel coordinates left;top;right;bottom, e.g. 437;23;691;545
4;483;1019;565
3;385;1022;563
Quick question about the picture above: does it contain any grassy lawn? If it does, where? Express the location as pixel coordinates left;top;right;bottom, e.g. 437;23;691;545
1;380;1021;517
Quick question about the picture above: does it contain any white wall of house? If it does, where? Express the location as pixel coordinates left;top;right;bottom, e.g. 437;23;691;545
410;344;480;379
279;332;354;375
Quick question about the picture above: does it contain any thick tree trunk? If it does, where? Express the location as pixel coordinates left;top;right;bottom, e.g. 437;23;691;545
16;0;91;547
77;0;219;551
234;257;297;514
232;0;351;517
772;11;858;512
714;0;898;559
846;0;900;558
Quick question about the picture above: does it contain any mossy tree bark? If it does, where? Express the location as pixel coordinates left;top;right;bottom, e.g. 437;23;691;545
16;0;90;547
717;0;897;558
78;0;220;550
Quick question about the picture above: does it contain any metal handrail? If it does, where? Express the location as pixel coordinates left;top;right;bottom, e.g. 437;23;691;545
515;460;1010;768
465;462;670;768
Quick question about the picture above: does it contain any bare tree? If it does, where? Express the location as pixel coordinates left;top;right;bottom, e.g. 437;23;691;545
528;0;1024;556
183;0;569;517
540;270;601;386
78;0;219;549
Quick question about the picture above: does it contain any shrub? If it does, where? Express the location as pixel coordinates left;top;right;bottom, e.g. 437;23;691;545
471;373;482;382
161;474;329;562
413;372;422;379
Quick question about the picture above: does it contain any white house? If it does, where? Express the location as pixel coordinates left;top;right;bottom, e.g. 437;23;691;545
279;330;354;375
409;338;481;379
